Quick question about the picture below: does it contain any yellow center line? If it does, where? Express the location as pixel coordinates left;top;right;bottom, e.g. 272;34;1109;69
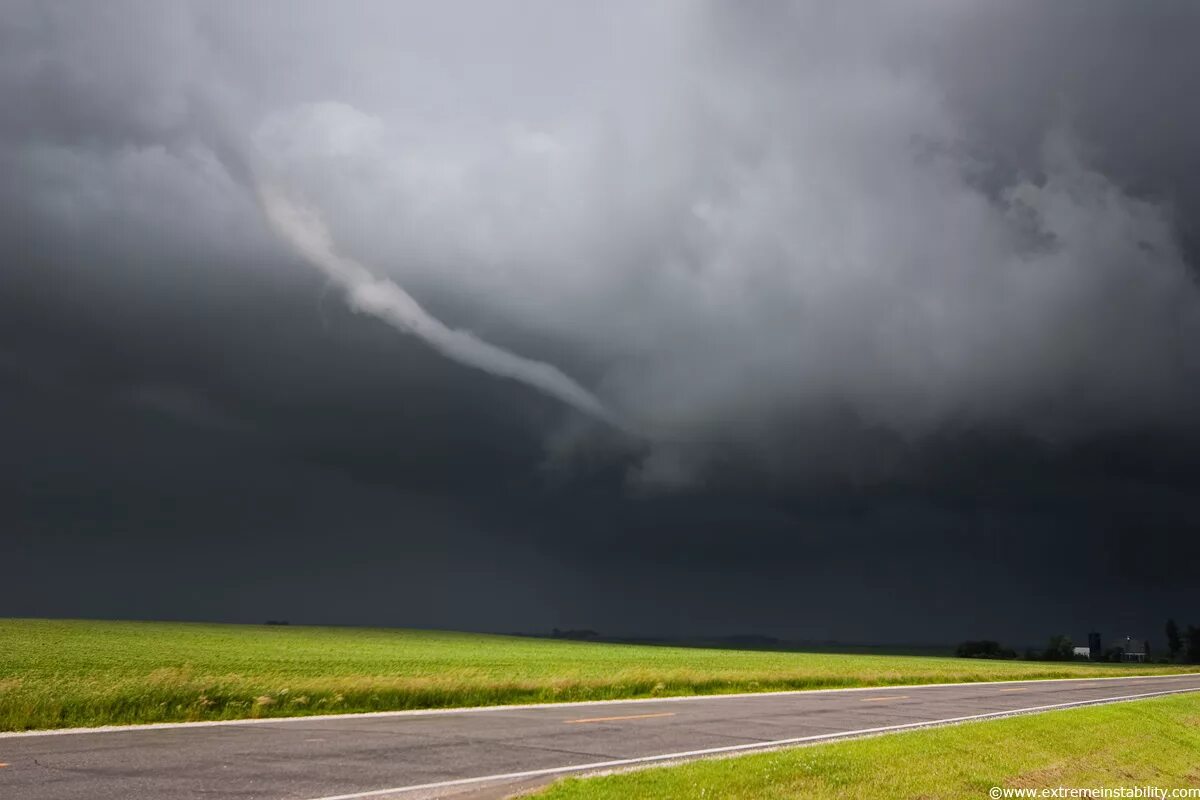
565;712;676;724
0;763;8;768
859;695;909;702
999;687;1029;692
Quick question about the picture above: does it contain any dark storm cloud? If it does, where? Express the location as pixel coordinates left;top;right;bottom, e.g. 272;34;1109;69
928;2;1200;251
2;1;1200;644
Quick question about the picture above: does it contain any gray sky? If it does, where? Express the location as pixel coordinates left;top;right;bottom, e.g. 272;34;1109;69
3;1;1199;646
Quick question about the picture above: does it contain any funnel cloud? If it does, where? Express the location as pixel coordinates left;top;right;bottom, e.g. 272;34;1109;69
257;182;616;426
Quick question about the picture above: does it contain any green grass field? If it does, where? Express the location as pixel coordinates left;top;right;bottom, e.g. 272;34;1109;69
0;618;1192;731
537;692;1200;799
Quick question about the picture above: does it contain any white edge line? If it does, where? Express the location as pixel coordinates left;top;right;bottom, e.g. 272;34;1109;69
299;686;1200;800
2;671;1197;739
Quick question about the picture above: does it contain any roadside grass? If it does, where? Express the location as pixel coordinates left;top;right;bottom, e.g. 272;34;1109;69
0;618;1192;731
537;692;1200;799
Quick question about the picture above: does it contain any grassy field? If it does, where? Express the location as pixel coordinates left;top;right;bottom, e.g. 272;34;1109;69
537;692;1200;799
0;618;1193;731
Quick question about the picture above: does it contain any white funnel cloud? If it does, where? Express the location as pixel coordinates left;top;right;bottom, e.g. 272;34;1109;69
257;182;617;426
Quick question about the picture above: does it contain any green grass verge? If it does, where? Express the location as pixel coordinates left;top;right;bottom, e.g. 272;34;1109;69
0;618;1192;731
538;692;1200;799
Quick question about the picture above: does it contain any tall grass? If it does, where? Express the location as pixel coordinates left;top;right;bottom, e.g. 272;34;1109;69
0;618;1190;731
539;692;1200;799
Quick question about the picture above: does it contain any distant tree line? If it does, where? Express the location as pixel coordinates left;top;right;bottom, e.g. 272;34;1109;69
954;637;1076;661
1165;619;1200;663
957;620;1200;664
550;628;600;640
956;635;1092;662
954;640;1017;659
1036;634;1077;662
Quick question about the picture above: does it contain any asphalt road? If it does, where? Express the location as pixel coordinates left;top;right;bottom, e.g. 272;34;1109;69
3;673;1199;800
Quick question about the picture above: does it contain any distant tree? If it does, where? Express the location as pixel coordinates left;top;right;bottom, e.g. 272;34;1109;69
1186;626;1200;664
955;640;1016;659
1042;634;1074;661
550;628;599;640
1166;619;1182;659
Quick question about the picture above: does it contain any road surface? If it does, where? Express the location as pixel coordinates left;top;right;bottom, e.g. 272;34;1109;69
2;673;1198;800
